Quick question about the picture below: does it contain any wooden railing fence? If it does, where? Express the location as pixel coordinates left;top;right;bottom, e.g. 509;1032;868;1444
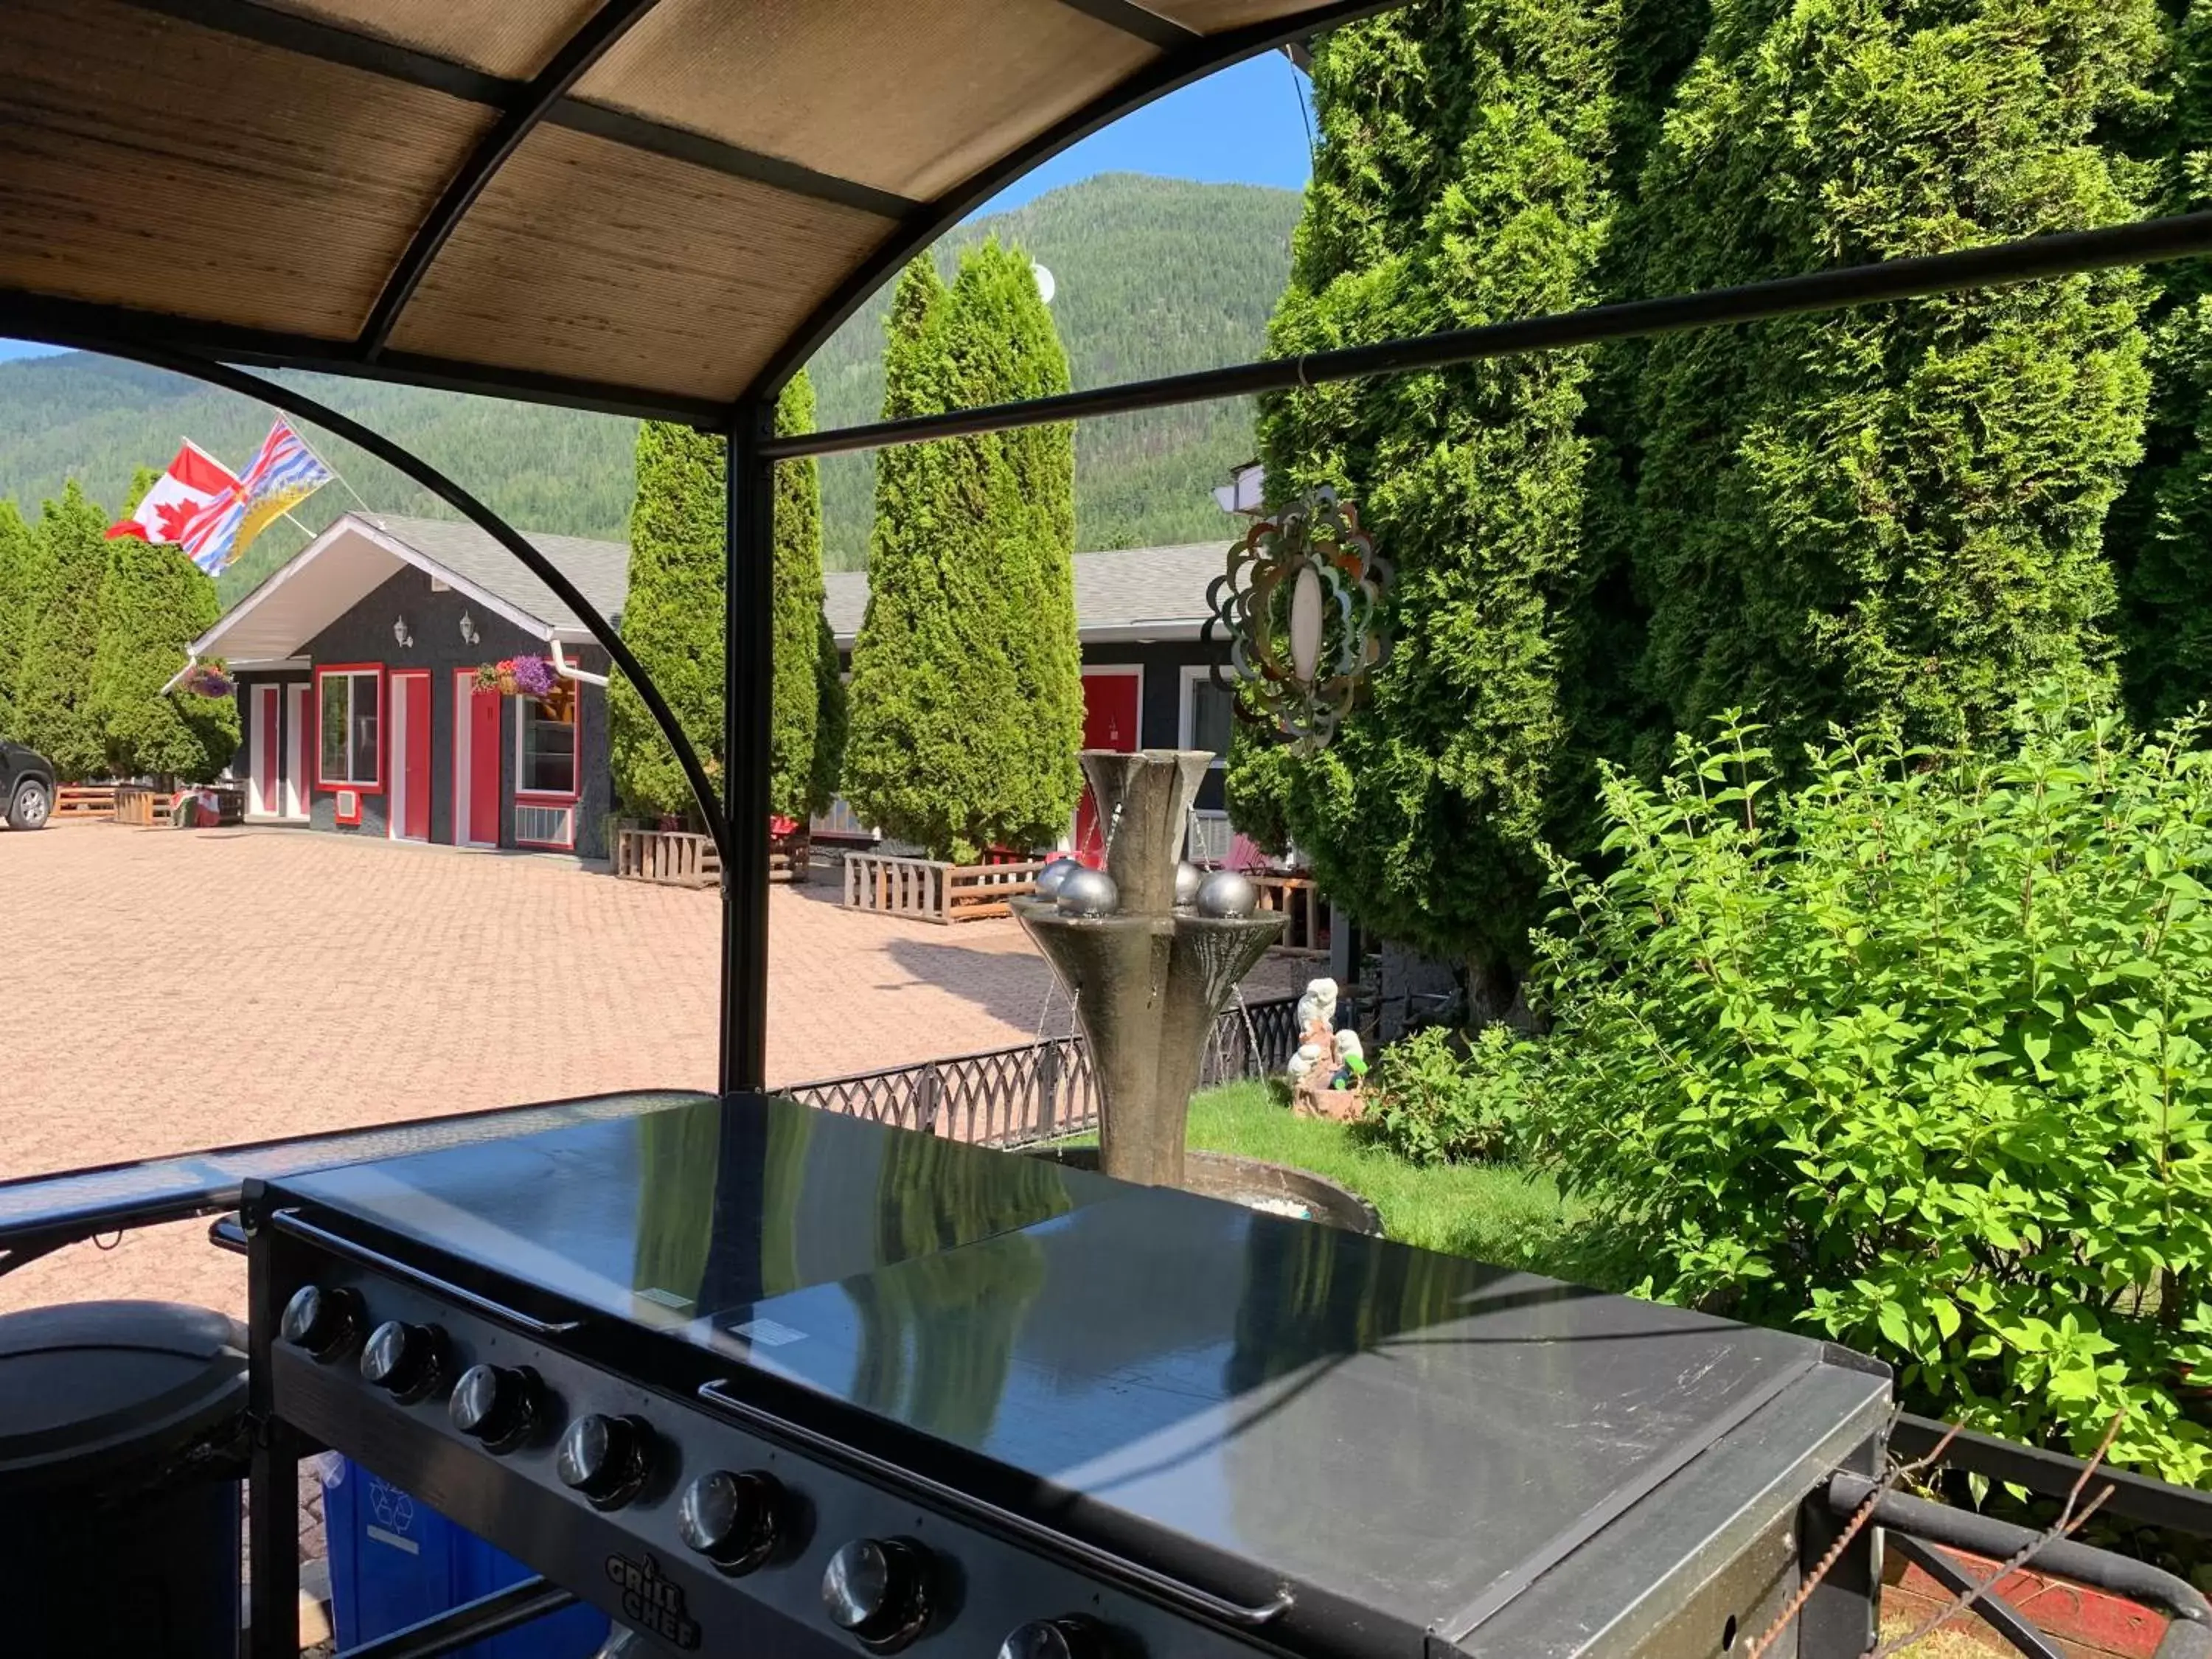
841;852;1049;924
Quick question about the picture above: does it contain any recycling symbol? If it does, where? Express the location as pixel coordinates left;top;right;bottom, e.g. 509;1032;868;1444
369;1477;415;1533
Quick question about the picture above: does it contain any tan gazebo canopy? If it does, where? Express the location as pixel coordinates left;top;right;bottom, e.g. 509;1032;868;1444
0;0;1375;421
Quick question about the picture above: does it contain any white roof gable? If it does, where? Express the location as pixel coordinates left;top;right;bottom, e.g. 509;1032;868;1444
190;514;600;662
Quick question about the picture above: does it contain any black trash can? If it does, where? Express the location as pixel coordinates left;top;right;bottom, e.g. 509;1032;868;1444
0;1300;251;1658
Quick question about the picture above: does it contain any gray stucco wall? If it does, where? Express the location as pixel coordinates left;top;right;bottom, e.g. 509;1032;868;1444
282;565;612;857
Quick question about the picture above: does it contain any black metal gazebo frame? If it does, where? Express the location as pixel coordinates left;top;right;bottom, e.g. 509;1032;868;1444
4;4;2212;1653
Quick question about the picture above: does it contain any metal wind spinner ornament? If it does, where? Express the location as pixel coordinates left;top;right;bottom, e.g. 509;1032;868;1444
1203;487;1390;754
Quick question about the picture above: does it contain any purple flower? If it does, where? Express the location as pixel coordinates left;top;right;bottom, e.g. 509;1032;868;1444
511;656;558;697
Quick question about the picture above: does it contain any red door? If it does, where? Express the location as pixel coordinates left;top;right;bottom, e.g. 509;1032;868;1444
254;686;278;817
397;673;431;841
1074;670;1141;864
470;686;501;846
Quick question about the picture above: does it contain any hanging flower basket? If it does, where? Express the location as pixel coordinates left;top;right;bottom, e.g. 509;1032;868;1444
473;655;559;698
179;663;234;699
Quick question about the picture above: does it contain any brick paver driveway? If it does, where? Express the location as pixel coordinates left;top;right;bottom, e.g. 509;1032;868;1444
0;824;1305;1321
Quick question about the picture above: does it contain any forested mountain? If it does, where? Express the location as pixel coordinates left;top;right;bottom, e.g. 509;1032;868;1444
811;173;1298;564
0;174;1294;599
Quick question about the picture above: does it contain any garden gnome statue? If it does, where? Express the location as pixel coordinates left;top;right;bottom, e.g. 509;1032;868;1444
1287;975;1364;1122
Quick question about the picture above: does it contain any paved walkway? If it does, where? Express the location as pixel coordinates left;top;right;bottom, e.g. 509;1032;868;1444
0;823;1304;1324
1;823;1307;1596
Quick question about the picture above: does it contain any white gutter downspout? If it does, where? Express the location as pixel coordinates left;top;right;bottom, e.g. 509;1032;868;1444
550;638;608;687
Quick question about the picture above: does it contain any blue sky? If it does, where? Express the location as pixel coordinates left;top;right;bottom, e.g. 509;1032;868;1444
974;52;1315;215
0;54;1314;364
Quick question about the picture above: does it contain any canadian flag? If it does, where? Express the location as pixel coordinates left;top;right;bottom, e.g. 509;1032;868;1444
105;441;243;546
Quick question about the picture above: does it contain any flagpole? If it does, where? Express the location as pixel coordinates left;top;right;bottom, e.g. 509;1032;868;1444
291;428;377;516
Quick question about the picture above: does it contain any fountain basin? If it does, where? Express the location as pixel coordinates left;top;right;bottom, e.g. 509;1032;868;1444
1024;1144;1383;1237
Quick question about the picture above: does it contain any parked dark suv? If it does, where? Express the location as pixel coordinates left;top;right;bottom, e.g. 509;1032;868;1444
1;740;55;830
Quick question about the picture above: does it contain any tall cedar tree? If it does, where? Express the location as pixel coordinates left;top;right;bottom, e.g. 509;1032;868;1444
1565;0;1716;852
1225;0;1622;1009
0;498;42;733
611;419;724;821
844;245;1083;862
1626;0;2161;759
610;374;837;822
2110;0;2212;725
769;373;846;820
90;468;237;781
17;481;114;780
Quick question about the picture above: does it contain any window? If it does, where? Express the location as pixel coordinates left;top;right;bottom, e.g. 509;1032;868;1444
1183;670;1235;766
518;685;577;796
318;669;380;787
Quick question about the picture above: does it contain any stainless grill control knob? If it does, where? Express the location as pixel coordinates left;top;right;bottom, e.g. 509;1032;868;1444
556;1413;654;1508
359;1321;448;1404
279;1284;364;1363
449;1363;539;1451
822;1537;932;1652
678;1469;786;1573
999;1618;1107;1659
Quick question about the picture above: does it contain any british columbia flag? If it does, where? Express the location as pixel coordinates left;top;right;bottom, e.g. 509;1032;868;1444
178;420;335;574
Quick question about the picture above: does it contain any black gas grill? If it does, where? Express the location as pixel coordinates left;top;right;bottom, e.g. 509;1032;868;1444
246;1092;1895;1659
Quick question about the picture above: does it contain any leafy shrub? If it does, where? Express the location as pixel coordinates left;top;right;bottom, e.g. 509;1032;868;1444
1520;688;2212;1486
1360;1025;1528;1167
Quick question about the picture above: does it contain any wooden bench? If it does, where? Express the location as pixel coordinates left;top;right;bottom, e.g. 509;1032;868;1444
1251;873;1328;956
111;785;246;827
613;824;813;887
843;851;1048;924
54;784;116;822
770;823;810;884
112;784;161;826
614;826;720;888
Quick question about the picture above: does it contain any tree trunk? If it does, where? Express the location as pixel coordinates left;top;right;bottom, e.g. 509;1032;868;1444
1465;956;1532;1032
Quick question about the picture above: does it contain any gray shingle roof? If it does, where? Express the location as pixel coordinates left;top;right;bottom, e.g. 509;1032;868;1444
372;517;1225;644
823;540;1225;644
372;514;630;632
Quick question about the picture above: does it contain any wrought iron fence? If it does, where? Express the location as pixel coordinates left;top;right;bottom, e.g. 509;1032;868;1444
782;992;1301;1149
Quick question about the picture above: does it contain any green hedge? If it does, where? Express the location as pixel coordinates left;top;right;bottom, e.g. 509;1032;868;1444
1475;686;2212;1486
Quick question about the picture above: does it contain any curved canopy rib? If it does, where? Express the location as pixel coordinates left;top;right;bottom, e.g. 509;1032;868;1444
358;0;673;357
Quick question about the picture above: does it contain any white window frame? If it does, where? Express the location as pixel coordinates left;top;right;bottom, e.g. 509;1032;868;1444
316;667;381;790
1179;664;1234;771
513;684;580;802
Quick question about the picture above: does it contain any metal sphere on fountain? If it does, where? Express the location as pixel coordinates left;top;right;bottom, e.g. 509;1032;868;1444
1033;856;1082;901
1194;870;1258;919
1175;860;1203;908
1054;867;1119;917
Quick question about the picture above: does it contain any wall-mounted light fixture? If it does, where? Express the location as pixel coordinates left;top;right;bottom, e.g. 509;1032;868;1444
459;611;480;647
392;615;413;648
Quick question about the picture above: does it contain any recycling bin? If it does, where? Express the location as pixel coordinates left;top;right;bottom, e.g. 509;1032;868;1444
324;1455;610;1658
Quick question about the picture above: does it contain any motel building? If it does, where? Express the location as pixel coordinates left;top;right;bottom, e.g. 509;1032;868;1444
193;512;1236;863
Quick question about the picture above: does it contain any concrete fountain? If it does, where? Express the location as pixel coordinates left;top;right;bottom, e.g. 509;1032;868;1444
1014;749;1380;1231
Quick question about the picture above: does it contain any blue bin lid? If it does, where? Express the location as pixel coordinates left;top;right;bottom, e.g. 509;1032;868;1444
0;1301;248;1492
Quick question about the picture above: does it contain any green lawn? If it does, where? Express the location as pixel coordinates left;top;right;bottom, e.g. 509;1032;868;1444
1175;1082;1596;1277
